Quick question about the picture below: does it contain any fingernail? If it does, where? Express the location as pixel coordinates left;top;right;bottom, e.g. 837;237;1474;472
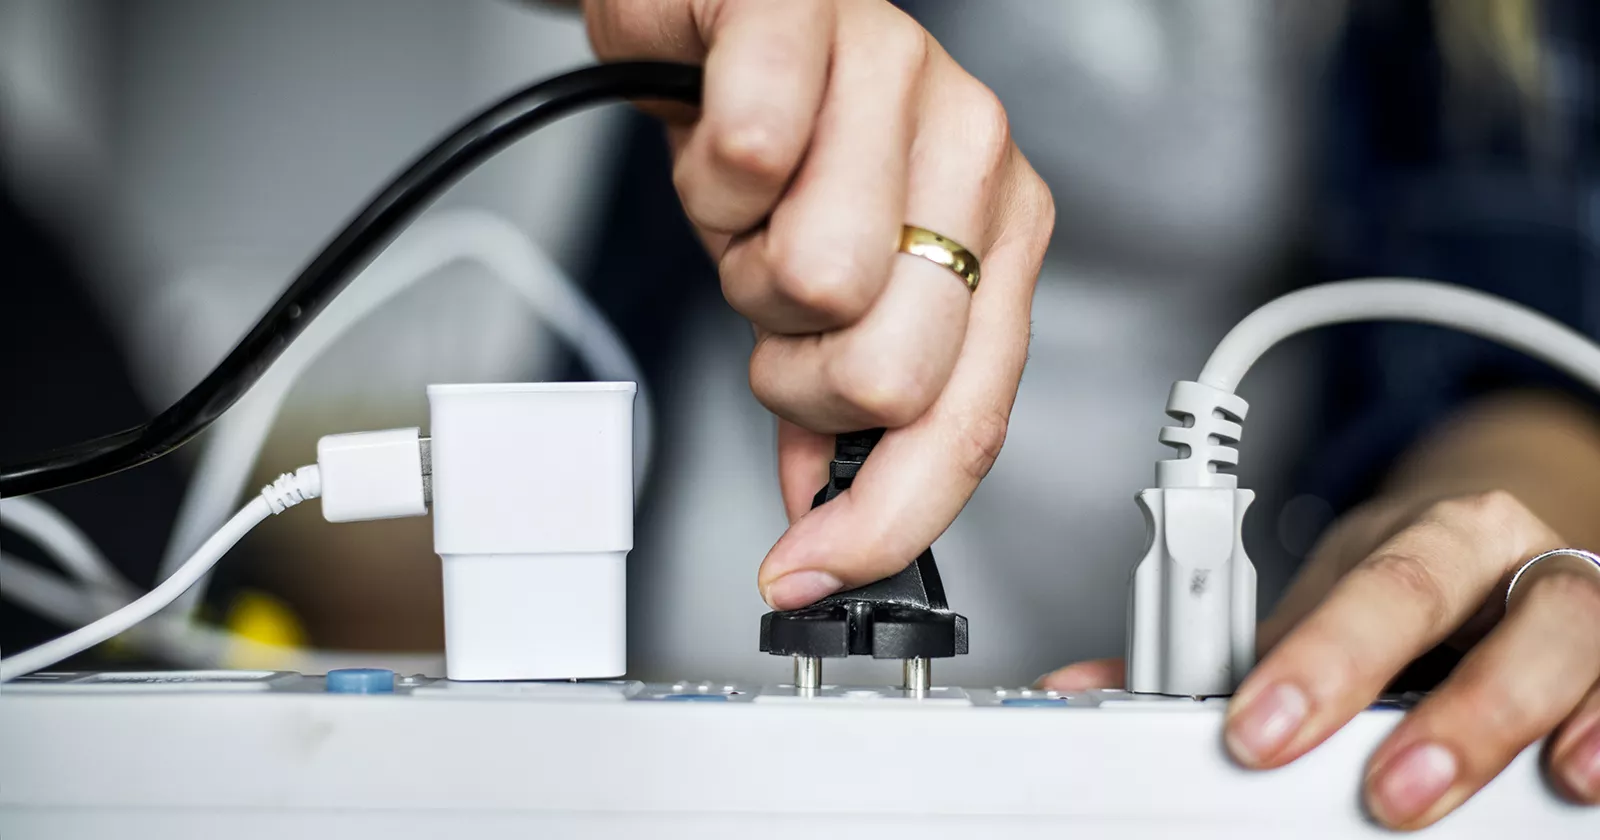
1562;725;1600;799
1225;682;1309;765
764;570;842;609
1369;742;1458;826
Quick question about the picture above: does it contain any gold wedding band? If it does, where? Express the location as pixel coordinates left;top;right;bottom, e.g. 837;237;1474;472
897;225;980;293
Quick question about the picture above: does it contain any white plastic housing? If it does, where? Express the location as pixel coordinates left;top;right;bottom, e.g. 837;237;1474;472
316;428;428;523
427;382;636;681
1126;487;1256;696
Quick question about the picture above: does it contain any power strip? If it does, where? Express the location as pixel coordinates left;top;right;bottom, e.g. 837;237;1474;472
1;670;1591;839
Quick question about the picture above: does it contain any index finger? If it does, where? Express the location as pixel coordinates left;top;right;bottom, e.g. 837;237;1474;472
757;151;1052;607
671;0;835;235
586;0;834;233
1224;492;1561;770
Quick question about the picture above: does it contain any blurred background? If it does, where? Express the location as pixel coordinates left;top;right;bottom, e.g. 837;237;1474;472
2;0;1595;686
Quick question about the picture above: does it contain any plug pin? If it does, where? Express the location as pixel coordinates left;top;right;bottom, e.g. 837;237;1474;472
903;657;930;697
793;655;822;692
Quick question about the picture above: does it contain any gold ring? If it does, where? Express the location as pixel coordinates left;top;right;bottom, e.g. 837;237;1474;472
898;225;980;293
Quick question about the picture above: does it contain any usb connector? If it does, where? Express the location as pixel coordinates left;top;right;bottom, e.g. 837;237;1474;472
316;428;431;523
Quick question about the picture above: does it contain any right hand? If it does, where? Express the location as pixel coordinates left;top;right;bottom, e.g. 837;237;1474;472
583;0;1055;609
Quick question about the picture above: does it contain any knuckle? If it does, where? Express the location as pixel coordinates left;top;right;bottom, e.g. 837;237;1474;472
964;80;1013;171
1452;676;1549;744
1028;172;1057;236
745;336;807;420
1013;170;1057;253
878;18;932;74
765;230;877;323
1429;490;1530;528
708;119;800;184
746;355;783;416
830;356;940;428
1289;632;1365;698
1363;551;1453;629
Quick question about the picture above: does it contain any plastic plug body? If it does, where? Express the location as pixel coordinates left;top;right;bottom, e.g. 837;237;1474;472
1126;380;1256;697
759;430;968;663
1126;487;1256;696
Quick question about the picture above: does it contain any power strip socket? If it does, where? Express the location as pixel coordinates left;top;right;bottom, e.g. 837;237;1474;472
1;670;1590;839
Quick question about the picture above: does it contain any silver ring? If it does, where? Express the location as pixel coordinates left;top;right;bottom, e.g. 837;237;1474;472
1505;548;1600;607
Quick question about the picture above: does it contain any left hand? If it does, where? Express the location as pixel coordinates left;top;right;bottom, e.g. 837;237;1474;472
1042;490;1600;830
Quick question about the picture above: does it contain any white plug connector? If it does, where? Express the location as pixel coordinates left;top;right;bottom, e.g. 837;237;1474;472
1125;279;1600;697
316;427;430;523
1126;380;1257;697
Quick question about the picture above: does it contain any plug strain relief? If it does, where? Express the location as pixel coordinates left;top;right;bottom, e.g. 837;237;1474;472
1155;381;1250;489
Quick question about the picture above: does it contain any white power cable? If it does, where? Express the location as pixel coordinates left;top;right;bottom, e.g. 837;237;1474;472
7;211;650;673
1199;278;1600;394
0;466;321;682
0;496;130;596
0;552;111;626
160;207;653;627
0;552;444;675
1132;277;1600;696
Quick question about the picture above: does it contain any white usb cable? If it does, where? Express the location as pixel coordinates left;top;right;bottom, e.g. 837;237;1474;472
0;428;435;682
1;209;647;673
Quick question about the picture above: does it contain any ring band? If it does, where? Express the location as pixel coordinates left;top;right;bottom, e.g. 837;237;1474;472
898;225;980;293
1505;548;1600;607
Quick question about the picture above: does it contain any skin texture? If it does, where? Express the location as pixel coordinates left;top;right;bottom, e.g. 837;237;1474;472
583;0;1055;610
1043;391;1600;829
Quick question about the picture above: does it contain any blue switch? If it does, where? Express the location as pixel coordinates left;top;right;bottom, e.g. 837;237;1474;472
325;668;396;694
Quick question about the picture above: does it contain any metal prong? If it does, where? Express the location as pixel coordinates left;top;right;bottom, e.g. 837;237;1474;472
794;656;822;692
903;657;930;697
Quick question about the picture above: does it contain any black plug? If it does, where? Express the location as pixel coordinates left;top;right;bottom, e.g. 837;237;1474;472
758;429;968;693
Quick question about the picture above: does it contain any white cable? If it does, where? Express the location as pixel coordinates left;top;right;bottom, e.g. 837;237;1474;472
0;552;114;625
1199;278;1600;394
1131;277;1600;696
160;207;653;625
0;496;129;595
0;466;320;682
0;553;444;675
5;211;646;674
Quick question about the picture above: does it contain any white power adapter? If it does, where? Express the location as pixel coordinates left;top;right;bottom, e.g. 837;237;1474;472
311;382;637;682
427;382;635;681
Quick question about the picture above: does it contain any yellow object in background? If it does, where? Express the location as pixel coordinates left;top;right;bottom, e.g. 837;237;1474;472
222;590;309;668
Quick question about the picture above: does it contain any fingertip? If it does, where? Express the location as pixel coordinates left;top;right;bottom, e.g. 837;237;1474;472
1223;681;1311;769
1552;716;1600;804
761;569;843;610
757;487;906;595
1035;659;1125;691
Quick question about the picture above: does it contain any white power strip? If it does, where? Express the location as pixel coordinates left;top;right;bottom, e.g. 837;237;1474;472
0;670;1591;839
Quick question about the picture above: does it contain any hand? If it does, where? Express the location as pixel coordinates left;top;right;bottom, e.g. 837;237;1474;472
1042;490;1600;829
584;0;1054;608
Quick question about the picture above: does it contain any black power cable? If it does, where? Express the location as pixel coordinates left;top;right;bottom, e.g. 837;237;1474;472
0;61;702;498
